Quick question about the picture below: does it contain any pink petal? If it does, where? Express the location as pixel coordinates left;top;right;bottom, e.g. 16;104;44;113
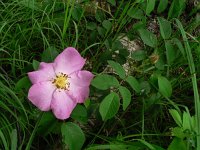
68;85;90;104
53;47;85;75
28;81;55;111
28;62;55;84
69;70;94;87
51;90;76;120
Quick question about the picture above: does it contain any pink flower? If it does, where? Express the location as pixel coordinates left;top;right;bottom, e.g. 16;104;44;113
28;47;94;120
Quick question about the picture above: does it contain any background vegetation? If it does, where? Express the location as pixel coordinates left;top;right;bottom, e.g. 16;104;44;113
0;0;200;149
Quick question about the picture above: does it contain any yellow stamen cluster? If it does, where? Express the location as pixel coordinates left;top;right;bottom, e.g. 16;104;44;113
52;73;70;90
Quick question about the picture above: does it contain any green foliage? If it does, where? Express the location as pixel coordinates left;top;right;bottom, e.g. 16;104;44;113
99;92;120;121
119;86;131;111
158;76;172;98
108;60;126;79
138;29;157;47
61;122;85;150
91;74;119;90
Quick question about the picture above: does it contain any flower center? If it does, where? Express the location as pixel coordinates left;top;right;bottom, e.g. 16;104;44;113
52;73;70;90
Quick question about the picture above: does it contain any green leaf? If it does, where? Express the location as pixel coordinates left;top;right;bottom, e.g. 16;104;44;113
107;60;126;79
169;109;182;127
41;46;59;62
119;86;131;111
138;29;157;47
126;76;141;93
168;0;186;19
172;38;186;59
165;40;176;65
86;22;97;30
168;137;187;150
131;50;146;61
107;0;116;6
157;0;168;13
127;7;144;19
102;20;112;31
172;127;186;139
10;129;17;150
37;112;58;136
15;76;31;91
61;122;85;150
158;76;172;98
95;10;105;22
72;6;83;21
97;26;106;38
71;105;88;123
99;92;120;121
91;74;119;90
158;17;171;39
32;60;40;70
146;0;156;15
182;111;191;131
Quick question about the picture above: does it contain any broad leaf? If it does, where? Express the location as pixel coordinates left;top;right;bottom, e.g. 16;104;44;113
158;17;171;39
41;46;59;62
71;105;87;123
168;137;187;150
99;92;120;121
61;122;85;150
157;0;168;13
169;109;182;127
119;86;131;111
126;76;141;93
91;74;119;90
102;20;112;31
146;0;156;15
108;60;126;79
158;76;172;98
138;29;157;47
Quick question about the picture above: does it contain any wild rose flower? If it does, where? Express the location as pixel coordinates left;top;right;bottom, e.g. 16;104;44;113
28;47;94;120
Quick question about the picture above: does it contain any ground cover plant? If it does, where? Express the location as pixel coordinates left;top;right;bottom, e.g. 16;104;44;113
0;0;200;149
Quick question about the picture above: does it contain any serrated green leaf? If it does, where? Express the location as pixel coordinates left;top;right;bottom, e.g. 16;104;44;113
169;109;182;127
138;29;157;47
158;17;171;39
71;105;87;123
91;74;119;90
108;60;126;79
119;86;131;111
146;0;156;15
157;0;168;13
99;92;120;121
61;122;85;150
126;76;141;93
158;76;172;98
